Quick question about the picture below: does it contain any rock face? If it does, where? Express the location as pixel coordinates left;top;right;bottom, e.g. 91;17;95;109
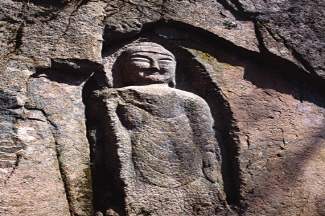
0;0;324;216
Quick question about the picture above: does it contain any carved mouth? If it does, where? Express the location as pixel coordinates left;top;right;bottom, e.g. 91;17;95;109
144;70;163;76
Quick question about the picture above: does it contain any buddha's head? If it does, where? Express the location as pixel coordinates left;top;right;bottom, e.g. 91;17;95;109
119;42;176;87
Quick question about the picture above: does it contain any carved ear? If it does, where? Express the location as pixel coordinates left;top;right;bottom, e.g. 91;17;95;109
168;60;176;88
169;77;176;88
112;53;129;88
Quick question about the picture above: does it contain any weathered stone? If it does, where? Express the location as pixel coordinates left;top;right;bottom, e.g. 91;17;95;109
0;0;324;215
191;46;325;215
86;42;231;215
0;108;70;216
27;69;93;215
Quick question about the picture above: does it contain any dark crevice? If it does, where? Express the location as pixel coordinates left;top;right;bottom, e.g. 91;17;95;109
253;21;325;93
275;32;317;75
3;0;27;57
209;93;243;209
215;0;321;78
14;23;24;53
255;18;317;75
253;20;268;56
228;0;259;17
215;0;243;19
83;74;127;216
2;21;25;58
59;0;88;37
215;0;259;21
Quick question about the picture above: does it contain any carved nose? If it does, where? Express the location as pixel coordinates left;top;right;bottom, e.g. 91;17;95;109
151;60;160;70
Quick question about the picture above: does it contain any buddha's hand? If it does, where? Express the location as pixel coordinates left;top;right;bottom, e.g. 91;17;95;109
203;152;221;183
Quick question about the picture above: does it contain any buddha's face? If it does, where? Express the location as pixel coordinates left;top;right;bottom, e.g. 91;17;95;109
121;45;176;86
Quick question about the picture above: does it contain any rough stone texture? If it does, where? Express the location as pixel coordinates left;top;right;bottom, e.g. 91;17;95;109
0;0;324;215
88;85;229;215
191;47;325;215
0;108;70;216
26;69;93;215
84;42;233;215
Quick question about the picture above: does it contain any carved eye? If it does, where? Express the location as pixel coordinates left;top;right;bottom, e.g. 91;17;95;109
158;58;175;66
158;58;174;62
131;57;150;63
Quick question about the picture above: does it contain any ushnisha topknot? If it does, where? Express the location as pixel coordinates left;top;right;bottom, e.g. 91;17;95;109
124;42;175;60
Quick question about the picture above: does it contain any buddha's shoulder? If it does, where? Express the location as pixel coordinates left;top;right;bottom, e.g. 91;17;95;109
94;86;206;104
171;88;206;103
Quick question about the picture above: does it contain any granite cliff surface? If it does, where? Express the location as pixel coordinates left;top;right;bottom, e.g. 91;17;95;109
0;0;324;215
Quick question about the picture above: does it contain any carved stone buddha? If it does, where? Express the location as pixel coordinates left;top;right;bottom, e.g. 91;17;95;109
92;42;230;215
